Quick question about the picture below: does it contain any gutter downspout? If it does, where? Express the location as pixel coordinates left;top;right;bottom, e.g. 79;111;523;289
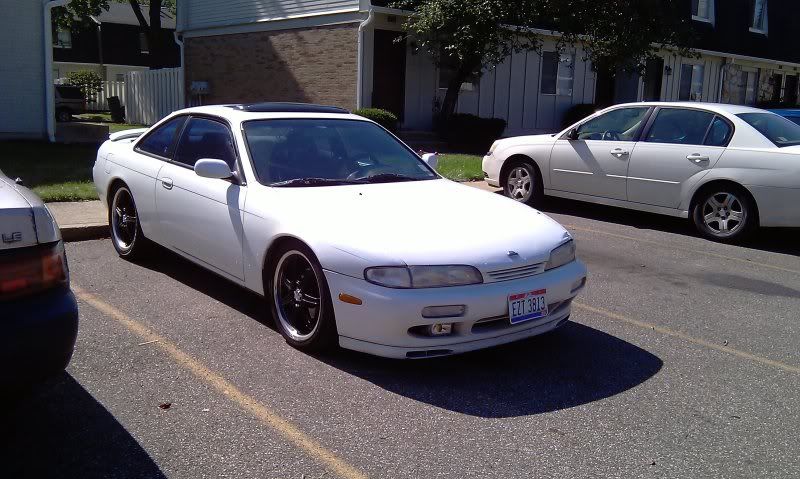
43;0;68;142
174;31;185;108
717;57;727;103
356;9;375;110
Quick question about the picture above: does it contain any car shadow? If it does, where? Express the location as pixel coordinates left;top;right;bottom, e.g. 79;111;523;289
320;322;663;418
0;373;166;479
526;195;800;257
132;245;662;418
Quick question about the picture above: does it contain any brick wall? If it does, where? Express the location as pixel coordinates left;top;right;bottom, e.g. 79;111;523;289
184;24;359;110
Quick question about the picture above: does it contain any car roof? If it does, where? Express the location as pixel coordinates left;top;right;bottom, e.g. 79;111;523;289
769;109;800;116
610;101;767;116
167;103;366;123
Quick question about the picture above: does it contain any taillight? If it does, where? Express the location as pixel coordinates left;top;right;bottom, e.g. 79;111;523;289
0;241;69;300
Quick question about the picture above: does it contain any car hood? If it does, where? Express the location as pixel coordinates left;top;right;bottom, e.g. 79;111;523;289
0;174;60;250
499;133;558;148
266;179;571;275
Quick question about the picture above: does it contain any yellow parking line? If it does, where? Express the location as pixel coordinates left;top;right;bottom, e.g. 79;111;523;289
574;301;800;375
564;224;800;276
72;285;369;479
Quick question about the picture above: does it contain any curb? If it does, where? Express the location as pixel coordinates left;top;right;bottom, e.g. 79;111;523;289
60;223;110;243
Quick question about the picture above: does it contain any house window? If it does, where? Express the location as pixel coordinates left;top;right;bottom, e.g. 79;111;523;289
116;74;126;82
750;0;768;34
54;28;72;48
691;0;714;23
139;32;149;53
785;75;799;105
725;68;759;105
679;64;705;101
771;73;783;102
541;52;575;96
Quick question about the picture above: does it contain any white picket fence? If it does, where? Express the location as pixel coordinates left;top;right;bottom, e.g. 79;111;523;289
124;68;183;125
88;81;126;111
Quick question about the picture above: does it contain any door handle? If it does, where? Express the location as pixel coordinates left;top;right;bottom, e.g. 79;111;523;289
687;154;710;164
161;178;173;190
610;148;629;158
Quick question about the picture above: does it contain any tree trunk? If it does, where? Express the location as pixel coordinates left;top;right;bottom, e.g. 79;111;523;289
128;0;164;69
440;70;471;120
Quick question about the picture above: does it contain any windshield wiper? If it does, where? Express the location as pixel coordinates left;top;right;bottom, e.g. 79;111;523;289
357;173;423;184
270;178;360;187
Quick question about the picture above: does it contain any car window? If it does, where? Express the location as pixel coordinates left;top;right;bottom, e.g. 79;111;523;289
786;117;800;127
242;119;437;185
737;113;800;148
576;107;649;141
174;117;237;169
137;117;187;158
705;116;733;147
645;108;715;145
56;86;84;100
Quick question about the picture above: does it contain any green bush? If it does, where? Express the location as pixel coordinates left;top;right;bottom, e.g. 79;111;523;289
562;104;600;129
66;70;103;103
439;113;507;152
353;108;399;132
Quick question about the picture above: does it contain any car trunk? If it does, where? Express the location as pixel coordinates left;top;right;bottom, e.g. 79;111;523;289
0;180;38;250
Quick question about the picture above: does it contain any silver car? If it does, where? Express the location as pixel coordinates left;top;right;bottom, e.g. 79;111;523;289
483;102;800;242
0;171;78;384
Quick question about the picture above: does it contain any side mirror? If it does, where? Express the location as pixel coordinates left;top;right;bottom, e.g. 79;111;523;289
421;152;438;170
194;158;233;180
565;128;579;141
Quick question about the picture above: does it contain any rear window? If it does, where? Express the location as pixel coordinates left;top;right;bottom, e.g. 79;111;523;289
737;113;800;148
56;86;84;100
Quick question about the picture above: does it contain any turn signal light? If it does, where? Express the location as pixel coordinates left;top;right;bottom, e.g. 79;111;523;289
338;293;363;305
0;241;68;300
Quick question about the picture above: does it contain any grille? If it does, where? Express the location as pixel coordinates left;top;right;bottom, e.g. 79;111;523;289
485;262;546;282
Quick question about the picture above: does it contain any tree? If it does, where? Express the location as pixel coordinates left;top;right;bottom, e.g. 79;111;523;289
66;70;103;104
395;0;695;119
394;0;542;122
53;0;177;69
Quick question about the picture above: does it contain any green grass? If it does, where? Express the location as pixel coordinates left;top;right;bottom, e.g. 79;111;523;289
0;141;98;202
437;154;484;182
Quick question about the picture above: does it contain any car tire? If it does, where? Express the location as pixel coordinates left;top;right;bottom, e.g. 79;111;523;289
108;184;149;260
56;109;72;123
267;240;338;353
503;160;541;206
691;186;756;242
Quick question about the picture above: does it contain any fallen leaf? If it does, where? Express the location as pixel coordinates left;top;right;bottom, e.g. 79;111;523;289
159;402;172;410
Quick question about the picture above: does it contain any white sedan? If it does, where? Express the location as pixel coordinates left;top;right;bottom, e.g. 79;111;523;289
483;102;800;242
93;103;587;359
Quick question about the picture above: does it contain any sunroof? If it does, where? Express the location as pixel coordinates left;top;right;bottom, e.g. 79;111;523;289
229;102;350;114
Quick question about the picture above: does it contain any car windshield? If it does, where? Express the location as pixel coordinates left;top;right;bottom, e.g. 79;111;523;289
242;119;438;186
737;113;800;147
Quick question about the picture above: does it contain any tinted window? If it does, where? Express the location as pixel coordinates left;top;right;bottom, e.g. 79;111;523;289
175;117;237;168
243;119;437;185
138;117;186;158
576;107;649;141
56;86;84;99
705;117;733;146
737;113;800;148
645;109;714;145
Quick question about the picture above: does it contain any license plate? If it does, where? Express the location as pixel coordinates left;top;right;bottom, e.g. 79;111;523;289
508;289;548;325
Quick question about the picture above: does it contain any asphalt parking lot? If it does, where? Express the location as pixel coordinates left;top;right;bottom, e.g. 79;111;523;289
4;189;800;478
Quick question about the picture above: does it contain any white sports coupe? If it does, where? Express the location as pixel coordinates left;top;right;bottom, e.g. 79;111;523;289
483;102;800;242
93;103;587;359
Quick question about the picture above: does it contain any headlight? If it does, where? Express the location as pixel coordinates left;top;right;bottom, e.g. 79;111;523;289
365;265;483;288
545;240;576;271
487;141;500;156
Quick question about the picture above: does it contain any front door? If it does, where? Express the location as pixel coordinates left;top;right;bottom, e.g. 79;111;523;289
372;29;406;121
155;116;246;280
549;107;651;200
627;107;730;208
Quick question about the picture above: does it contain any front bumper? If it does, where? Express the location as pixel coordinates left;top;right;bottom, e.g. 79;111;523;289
2;287;80;383
482;154;501;187
325;260;587;359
